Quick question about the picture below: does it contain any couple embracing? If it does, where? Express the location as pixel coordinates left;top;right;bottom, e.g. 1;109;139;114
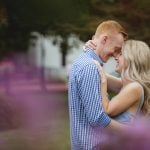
68;20;150;150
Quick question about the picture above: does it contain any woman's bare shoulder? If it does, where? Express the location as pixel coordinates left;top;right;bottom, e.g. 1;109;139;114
123;82;143;95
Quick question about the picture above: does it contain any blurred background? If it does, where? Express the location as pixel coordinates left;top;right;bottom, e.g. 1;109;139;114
0;0;149;149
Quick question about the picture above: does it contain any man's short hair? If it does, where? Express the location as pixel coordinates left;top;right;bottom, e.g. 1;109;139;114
94;20;128;40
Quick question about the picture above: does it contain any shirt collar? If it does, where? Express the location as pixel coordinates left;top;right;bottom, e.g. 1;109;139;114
84;47;104;66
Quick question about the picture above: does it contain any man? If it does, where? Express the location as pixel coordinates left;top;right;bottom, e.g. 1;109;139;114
68;20;128;150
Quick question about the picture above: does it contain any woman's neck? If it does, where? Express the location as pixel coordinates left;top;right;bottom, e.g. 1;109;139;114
121;77;132;88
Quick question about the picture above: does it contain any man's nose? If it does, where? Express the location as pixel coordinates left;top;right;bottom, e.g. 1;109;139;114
114;54;119;60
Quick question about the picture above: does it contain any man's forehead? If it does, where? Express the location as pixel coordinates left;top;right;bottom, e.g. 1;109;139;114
112;33;124;45
115;39;124;50
117;33;125;43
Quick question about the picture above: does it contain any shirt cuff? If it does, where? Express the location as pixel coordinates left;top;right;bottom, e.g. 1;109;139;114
98;112;111;128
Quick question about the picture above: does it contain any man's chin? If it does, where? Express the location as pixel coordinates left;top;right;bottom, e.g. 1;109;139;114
103;60;107;63
103;58;109;63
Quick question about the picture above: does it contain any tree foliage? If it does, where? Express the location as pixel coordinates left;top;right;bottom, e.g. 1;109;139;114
0;0;149;60
0;0;90;59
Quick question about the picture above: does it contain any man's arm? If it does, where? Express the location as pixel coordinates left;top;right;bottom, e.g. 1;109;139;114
77;64;111;127
107;119;128;131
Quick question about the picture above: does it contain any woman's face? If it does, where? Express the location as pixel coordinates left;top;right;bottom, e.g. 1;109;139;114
114;52;125;73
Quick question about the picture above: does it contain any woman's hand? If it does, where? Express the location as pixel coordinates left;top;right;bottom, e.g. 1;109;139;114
99;65;107;93
92;60;109;113
98;65;110;113
83;40;97;51
92;60;107;93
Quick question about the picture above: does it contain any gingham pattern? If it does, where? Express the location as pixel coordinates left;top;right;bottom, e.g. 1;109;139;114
68;48;111;150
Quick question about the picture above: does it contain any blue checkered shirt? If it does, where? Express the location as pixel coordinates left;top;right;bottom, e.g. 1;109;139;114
68;48;111;150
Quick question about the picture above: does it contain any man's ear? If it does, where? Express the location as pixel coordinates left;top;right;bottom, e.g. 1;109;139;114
101;36;108;45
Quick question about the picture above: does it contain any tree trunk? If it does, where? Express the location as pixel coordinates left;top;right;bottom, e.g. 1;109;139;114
62;51;66;66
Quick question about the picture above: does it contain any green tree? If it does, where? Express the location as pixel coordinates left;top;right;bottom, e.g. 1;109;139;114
0;0;149;63
0;0;91;64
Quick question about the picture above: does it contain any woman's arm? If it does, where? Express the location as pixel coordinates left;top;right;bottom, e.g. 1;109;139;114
100;68;142;116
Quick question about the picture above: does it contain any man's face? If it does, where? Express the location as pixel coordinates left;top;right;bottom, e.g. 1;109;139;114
99;33;124;62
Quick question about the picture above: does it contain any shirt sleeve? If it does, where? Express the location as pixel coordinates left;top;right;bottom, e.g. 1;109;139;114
76;63;111;127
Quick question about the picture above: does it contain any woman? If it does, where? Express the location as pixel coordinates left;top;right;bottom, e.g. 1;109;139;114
86;40;150;124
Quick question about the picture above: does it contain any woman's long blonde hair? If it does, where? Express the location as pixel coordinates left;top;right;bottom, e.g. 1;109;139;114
121;40;150;115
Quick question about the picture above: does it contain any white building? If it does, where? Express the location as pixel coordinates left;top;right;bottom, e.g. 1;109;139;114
28;32;117;80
